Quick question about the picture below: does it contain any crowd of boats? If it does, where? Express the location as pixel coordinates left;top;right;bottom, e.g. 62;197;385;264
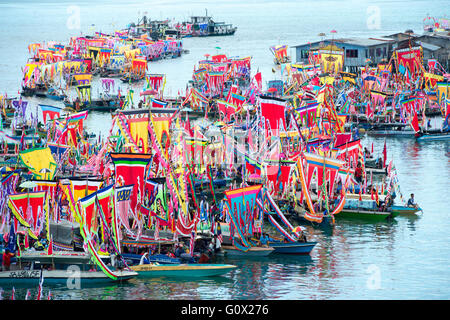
0;15;448;299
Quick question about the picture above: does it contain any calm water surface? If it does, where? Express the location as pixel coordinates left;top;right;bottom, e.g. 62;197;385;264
0;0;449;300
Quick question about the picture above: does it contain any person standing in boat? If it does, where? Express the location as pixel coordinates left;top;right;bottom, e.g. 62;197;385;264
355;163;363;183
2;249;14;271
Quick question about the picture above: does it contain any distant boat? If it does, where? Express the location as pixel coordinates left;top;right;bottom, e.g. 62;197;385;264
130;263;237;277
366;123;415;138
180;11;237;37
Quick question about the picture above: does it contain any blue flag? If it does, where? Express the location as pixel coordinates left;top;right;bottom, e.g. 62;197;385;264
7;223;16;253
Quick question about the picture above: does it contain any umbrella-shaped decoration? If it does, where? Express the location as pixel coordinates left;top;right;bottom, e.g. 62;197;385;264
19;180;37;189
39;168;51;180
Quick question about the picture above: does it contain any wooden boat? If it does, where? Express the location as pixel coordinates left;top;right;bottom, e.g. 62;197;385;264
182;13;237;37
336;194;396;221
366;123;415;137
416;130;450;141
295;211;335;228
390;205;422;215
35;88;67;101
267;241;317;255
337;208;394;221
120;74;145;83
365;167;387;175
130;263;237;277
0;251;137;285
221;245;274;256
64;98;121;112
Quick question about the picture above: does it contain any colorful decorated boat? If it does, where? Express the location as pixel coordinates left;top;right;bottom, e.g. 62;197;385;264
336;194;396;221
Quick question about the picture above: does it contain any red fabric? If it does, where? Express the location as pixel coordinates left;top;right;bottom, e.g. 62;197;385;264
334;133;352;146
397;48;422;77
217;101;236;122
212;54;228;63
266;165;292;194
411;110;420;133
260;96;286;138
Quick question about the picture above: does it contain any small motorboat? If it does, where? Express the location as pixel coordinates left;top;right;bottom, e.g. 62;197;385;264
390;205;422;215
267;241;317;255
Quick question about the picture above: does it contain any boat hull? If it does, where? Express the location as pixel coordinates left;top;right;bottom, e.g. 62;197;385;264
268;242;317;254
390;205;422;215
0;269;137;285
417;132;450;141
336;209;393;221
130;263;237;277
221;245;274;256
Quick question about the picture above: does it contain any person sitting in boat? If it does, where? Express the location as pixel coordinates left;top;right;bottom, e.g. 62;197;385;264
260;233;273;245
407;193;419;209
298;231;307;243
174;242;186;258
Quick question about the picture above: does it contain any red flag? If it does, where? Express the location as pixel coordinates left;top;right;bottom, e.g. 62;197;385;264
375;186;379;205
382;139;387;167
47;235;53;255
411;110;420;133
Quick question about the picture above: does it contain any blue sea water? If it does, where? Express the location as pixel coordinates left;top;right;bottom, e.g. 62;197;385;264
0;0;449;300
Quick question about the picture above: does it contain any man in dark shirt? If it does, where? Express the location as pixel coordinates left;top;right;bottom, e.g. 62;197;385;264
407;193;418;208
354;163;363;183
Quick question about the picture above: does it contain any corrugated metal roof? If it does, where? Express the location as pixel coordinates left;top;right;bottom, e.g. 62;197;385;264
293;37;393;48
417;41;441;51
